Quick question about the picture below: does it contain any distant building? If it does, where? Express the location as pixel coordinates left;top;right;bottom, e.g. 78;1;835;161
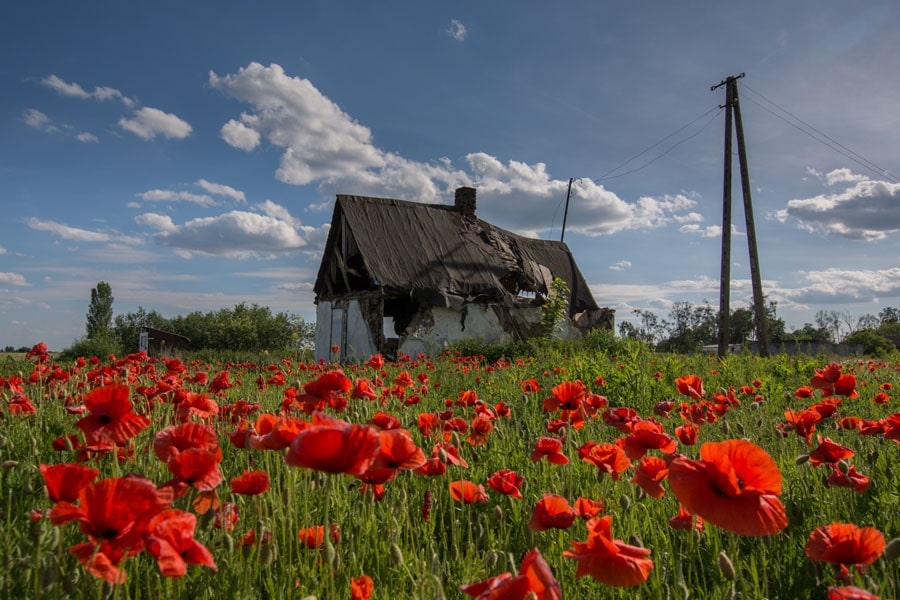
313;187;614;361
139;327;190;358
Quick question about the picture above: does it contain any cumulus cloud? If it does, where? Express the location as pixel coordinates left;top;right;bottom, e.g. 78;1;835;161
41;75;135;106
196;179;246;203
25;217;142;244
220;119;261;150
210;62;703;238
447;19;467;41
609;260;632;272
0;272;29;286
784;267;900;304
774;170;900;240
139;210;312;258
119;107;192;140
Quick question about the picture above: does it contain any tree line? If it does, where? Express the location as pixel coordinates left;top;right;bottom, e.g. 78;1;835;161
61;282;315;358
618;300;900;355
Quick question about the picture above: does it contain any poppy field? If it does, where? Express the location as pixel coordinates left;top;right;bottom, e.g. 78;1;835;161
2;341;899;599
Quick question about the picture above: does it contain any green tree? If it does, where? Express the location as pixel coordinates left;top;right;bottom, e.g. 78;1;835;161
86;282;114;340
540;278;570;338
844;329;896;357
112;307;171;352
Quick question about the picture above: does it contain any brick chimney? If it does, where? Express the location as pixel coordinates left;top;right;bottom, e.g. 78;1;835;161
454;186;476;220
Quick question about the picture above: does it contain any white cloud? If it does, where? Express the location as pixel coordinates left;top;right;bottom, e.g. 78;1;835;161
0;245;5;254
775;172;900;240
118;107;192;140
220;119;261;151
0;272;29;286
76;132;99;143
25;217;142;245
210;62;704;239
196;179;246;203
23;108;57;132
141;210;310;258
785;267;900;304
210;63;385;185
609;260;632;272
256;199;301;228
134;212;176;232
447;19;467;42
135;189;217;207
41;75;134;106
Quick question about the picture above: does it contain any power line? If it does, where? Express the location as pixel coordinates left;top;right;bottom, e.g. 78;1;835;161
592;106;723;183
741;83;898;183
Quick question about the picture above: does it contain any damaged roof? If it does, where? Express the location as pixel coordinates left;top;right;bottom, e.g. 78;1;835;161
313;192;599;315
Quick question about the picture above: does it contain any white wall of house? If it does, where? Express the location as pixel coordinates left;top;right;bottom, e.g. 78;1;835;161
399;305;541;357
314;300;377;363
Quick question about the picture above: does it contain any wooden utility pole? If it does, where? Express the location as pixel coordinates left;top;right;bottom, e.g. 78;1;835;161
712;74;770;357
560;177;574;243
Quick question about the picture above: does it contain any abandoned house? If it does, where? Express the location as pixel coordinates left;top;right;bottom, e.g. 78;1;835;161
313;187;614;361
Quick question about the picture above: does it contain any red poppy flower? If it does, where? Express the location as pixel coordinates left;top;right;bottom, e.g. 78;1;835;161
795;386;814;399
486;469;524;499
284;412;381;477
808;437;855;467
667;439;787;536
805;522;885;567
811;363;859;399
230;470;270;495
530;436;569;465
297;523;340;549
563;515;654;587
449;480;488;504
145;509;217;577
359;428;426;484
827;586;881;600
40;463;99;503
675;375;705;400
543;380;587;412
574;496;604;519
461;548;562;600
351;574;375;600
75;383;150;444
784;408;824;444
304;370;353;399
668;504;704;532
153;422;221;463
50;475;170;583
579;441;631;481
351;378;378;400
173;391;219;422
622;421;677;459
885;414;900;442
675;423;700;446
827;464;870;493
521;378;540;394
165;448;223;495
602;406;640;433
528;494;577;531
467;414;494;446
632;456;669;498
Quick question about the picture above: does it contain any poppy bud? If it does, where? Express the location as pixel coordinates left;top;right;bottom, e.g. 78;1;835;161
619;494;632;511
629;534;643;548
722;422;731;434
438;447;449;464
222;532;235;553
323;539;336;568
493;505;504;521
885;538;900;561
837;459;850;475
676;580;690;599
749;401;759;411
259;541;277;566
795;454;810;465
736;423;746;436
63;565;81;595
717;550;736;581
1;460;18;470
390;543;404;566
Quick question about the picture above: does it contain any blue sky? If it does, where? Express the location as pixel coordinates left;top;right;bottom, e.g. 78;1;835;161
2;1;899;351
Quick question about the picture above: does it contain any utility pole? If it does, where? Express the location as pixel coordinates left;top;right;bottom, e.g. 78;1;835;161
711;73;770;357
560;177;574;243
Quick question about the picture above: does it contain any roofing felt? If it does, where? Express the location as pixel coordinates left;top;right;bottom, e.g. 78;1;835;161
314;194;599;313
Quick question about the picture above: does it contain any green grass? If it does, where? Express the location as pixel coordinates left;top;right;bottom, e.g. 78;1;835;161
1;345;898;599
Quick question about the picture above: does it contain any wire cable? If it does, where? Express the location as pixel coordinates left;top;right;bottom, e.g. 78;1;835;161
741;83;898;183
591;106;723;182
